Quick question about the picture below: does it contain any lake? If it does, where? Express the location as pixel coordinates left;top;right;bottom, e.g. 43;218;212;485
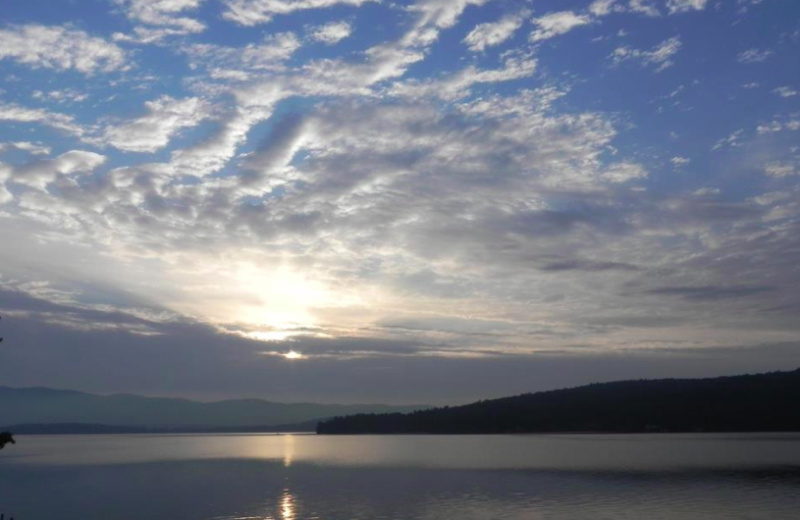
1;433;799;519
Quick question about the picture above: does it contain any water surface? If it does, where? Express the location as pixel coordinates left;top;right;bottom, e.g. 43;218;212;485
1;433;799;519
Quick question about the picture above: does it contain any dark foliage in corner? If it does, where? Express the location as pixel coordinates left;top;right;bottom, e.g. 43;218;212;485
0;432;14;450
318;368;800;434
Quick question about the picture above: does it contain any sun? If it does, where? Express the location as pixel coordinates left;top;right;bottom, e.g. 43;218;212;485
283;350;305;360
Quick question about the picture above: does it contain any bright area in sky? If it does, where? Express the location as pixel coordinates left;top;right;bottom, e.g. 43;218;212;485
0;0;799;403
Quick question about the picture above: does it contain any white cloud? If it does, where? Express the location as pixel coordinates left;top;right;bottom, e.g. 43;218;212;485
693;187;719;196
589;0;621;17
773;86;798;98
0;102;85;136
308;21;352;45
712;129;744;150
185;32;302;76
113;0;205;43
666;0;709;14
756;115;800;134
389;53;537;101
0;142;51;156
628;0;661;17
737;48;773;63
610;36;682;72
671;156;691;167
0;24;127;74
170;103;280;177
463;11;526;52
32;89;89;105
757;121;783;134
2;151;106;190
171;0;494;181
104;96;213;153
222;0;376;26
603;162;648;182
764;161;799;178
737;0;765;13
530;11;592;43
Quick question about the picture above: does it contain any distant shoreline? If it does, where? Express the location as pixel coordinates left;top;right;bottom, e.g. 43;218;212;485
8;429;800;437
0;423;317;435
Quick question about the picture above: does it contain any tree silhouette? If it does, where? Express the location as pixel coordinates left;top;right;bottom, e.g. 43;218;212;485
0;432;13;450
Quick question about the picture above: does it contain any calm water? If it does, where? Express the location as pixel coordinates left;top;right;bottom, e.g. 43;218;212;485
1;433;800;519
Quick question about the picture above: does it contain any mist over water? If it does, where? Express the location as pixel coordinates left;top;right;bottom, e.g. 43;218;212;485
2;433;799;520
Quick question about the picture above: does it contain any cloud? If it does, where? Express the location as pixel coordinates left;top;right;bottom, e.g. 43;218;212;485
737;48;773;63
773;86;798;98
530;11;592;43
103;96;213;153
112;0;206;43
589;0;622;17
463;11;526;52
602;162;648;183
666;0;709;14
1;150;106;190
712;128;744;150
693;187;719;196
0;24;127;74
185;32;302;78
308;21;352;45
671;156;691;167
388;52;537;101
538;258;640;272
756;119;800;134
0;102;85;136
644;285;774;301
2;282;799;403
0;141;51;156
610;36;682;71
32;89;89;105
764;161;799;178
628;0;661;17
170;102;281;177
222;0;376;26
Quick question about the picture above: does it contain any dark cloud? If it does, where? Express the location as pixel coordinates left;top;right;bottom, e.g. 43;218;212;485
538;259;641;272
644;285;775;302
1;285;799;405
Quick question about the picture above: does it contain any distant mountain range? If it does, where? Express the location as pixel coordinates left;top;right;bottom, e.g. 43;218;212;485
0;386;428;432
317;368;800;434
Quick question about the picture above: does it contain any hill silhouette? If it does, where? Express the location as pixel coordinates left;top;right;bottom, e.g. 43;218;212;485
317;368;800;434
0;386;427;429
0;421;321;435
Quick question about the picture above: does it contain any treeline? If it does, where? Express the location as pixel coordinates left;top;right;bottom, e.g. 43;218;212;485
317;368;800;434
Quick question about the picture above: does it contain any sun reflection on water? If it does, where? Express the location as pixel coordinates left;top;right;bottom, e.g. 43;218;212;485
280;489;295;520
283;434;294;468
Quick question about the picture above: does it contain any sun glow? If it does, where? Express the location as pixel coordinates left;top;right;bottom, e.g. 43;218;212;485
283;350;305;360
171;259;347;338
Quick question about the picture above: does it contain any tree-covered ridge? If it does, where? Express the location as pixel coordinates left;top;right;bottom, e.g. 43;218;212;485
317;368;800;434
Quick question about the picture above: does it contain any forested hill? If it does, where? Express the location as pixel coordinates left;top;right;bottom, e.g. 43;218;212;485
317;368;800;434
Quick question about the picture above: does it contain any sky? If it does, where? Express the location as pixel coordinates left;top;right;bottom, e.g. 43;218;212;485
0;0;799;405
